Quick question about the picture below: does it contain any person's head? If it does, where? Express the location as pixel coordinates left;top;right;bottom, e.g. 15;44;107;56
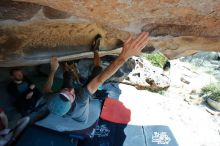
48;88;75;116
10;68;24;81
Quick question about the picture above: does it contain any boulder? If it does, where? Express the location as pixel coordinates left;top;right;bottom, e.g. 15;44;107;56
75;56;170;90
122;57;170;90
0;0;219;66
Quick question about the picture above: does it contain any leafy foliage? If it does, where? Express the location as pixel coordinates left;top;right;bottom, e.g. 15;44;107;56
201;83;220;102
141;52;167;68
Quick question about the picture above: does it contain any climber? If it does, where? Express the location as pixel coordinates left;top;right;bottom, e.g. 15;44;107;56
31;32;149;123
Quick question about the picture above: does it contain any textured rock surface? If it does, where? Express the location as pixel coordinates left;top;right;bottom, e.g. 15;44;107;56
75;56;170;90
15;0;220;36
0;0;220;66
122;57;170;90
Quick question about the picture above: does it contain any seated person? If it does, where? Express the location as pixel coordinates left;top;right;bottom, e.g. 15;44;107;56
7;68;43;115
0;108;30;146
31;32;149;123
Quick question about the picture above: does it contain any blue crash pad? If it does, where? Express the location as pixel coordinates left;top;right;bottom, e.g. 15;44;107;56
78;119;179;146
16;125;78;146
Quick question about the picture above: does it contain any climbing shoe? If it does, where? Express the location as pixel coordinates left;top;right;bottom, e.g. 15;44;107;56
91;34;102;51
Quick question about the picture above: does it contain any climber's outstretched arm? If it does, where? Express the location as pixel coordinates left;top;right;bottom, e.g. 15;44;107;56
87;32;149;94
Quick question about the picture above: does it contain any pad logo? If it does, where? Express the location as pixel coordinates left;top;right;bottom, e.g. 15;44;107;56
152;132;171;144
95;125;110;137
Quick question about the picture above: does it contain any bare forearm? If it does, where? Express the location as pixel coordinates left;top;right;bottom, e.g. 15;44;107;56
87;55;127;94
87;32;149;94
43;71;56;93
97;56;126;83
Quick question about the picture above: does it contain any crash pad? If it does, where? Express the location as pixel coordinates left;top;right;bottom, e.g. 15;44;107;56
78;119;146;146
16;125;78;146
35;99;101;133
144;125;179;146
78;119;179;146
100;98;131;124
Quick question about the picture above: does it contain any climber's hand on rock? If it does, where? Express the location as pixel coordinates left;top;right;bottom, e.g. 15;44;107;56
119;32;149;61
50;57;59;72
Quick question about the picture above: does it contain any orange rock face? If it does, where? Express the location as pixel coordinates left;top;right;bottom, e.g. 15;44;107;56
16;0;220;36
0;0;219;66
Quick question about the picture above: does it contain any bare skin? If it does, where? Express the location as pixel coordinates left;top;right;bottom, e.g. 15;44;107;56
87;32;149;94
43;57;59;93
12;70;36;99
0;111;30;146
44;32;149;95
43;58;76;102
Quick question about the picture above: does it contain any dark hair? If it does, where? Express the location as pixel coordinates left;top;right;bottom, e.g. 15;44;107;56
9;68;22;76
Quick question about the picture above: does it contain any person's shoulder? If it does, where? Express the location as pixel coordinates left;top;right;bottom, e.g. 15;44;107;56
76;86;88;93
75;86;93;98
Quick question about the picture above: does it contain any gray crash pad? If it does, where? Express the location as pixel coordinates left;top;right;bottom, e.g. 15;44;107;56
79;119;178;146
36;99;101;132
144;125;179;146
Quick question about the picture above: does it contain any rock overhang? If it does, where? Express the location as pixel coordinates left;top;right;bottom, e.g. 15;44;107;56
0;0;219;67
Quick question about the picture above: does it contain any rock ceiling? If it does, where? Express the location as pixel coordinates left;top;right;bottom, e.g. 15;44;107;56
0;0;219;66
